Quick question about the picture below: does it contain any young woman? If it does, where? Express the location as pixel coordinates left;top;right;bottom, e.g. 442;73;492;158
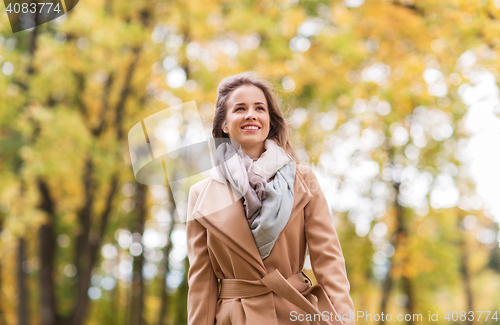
186;72;355;325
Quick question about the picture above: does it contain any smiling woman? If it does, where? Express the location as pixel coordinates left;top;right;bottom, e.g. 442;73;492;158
185;71;356;325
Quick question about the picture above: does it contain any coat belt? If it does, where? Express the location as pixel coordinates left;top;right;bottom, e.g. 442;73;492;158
219;269;344;325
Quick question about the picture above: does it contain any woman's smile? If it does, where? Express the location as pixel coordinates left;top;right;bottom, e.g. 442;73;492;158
241;123;262;132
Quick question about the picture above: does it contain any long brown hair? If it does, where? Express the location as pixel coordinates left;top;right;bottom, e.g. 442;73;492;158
212;71;300;164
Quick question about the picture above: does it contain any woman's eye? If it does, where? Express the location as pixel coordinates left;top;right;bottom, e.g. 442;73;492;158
235;106;264;111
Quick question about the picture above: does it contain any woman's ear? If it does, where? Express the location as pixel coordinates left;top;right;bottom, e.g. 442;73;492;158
222;121;228;133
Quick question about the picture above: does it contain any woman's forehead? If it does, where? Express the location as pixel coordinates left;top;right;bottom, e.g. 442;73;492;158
227;85;266;104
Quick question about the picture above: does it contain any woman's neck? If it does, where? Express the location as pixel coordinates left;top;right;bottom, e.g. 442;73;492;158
240;143;266;160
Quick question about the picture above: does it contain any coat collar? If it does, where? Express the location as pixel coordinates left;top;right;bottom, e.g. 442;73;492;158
194;165;313;276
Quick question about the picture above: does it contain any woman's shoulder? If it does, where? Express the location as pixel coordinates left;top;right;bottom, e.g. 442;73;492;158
295;163;322;192
189;177;211;196
295;162;314;179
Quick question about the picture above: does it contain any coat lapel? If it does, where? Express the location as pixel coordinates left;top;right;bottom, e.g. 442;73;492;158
194;166;313;276
281;166;313;235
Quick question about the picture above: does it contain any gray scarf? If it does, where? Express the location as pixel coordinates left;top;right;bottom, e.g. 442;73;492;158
213;139;296;259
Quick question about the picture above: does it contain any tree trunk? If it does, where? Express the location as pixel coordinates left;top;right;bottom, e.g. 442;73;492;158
68;157;95;325
37;179;58;325
18;238;30;325
0;220;6;325
68;174;118;325
379;270;393;322
157;175;179;325
0;263;5;325
157;226;174;325
379;180;406;323
129;184;148;325
401;265;415;325
457;211;475;325
173;258;189;325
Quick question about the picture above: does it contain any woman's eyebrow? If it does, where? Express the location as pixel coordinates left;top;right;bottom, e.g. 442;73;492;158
234;102;267;107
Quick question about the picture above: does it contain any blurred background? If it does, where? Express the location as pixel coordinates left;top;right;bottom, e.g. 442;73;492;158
1;0;500;324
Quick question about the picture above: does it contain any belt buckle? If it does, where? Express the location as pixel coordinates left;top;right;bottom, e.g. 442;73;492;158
300;271;319;307
301;271;313;285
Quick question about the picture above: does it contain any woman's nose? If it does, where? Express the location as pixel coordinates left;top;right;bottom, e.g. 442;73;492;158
245;109;257;119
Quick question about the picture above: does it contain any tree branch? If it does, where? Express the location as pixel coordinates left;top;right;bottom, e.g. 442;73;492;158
72;72;89;119
115;46;143;141
92;72;115;137
392;0;424;16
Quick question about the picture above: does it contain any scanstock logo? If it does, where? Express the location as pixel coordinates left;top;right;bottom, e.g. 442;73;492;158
4;0;79;33
127;101;243;223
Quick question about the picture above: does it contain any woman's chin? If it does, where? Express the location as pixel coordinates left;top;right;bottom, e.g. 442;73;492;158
233;138;264;147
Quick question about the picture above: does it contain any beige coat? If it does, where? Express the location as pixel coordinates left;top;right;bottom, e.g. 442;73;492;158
186;163;355;325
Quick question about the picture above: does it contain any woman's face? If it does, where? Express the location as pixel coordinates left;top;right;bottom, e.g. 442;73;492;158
222;85;270;151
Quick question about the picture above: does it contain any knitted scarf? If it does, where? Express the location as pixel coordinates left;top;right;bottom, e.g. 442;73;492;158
211;139;296;259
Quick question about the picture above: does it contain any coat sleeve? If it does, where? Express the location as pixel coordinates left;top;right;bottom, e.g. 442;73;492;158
186;184;219;325
303;166;355;324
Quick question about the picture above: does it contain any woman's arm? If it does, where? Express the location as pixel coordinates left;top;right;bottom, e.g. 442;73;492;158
186;185;219;325
303;166;355;324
